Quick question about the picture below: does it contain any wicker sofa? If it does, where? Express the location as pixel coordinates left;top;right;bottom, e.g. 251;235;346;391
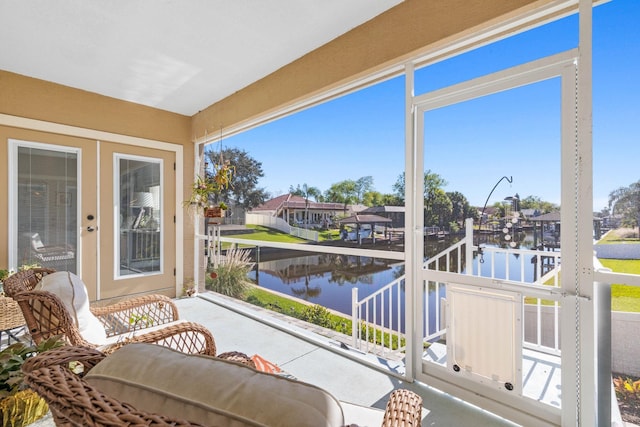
23;344;423;427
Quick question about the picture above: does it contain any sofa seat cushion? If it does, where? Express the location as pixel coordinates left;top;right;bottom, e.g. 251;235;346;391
36;271;107;345
85;343;345;427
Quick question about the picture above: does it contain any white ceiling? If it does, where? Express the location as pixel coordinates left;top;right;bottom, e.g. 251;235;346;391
0;0;402;116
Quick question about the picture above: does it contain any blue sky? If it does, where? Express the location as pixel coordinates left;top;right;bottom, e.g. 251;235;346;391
220;0;639;212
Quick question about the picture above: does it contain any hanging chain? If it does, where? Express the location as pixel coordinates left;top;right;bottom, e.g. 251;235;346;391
573;58;582;426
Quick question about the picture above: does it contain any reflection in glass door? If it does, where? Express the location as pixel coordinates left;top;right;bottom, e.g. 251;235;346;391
116;155;162;277
13;143;78;273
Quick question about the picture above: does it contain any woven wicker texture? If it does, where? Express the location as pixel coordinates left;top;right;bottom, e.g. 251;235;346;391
381;388;423;427
1;268;54;335
5;269;225;356
23;346;422;427
2;268;55;297
217;350;257;368
0;295;25;330
22;346;207;427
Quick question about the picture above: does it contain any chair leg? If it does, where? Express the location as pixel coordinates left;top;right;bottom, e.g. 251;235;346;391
0;325;30;349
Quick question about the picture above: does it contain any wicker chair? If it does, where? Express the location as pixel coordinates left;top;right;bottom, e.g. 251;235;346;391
3;269;222;356
22;346;423;427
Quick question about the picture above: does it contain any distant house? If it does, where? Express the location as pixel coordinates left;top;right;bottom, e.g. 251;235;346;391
250;194;344;227
519;208;540;221
360;206;405;228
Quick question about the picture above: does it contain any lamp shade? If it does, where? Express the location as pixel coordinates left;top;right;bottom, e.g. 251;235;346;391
131;192;154;207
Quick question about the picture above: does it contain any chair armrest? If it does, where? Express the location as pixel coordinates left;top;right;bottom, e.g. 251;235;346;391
14;290;94;348
2;267;56;296
381;389;423;427
91;294;180;336
217;351;257;369
22;345;105;374
103;321;217;356
22;346;207;427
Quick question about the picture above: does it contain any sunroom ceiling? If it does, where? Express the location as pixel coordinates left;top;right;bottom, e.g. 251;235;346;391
0;0;402;116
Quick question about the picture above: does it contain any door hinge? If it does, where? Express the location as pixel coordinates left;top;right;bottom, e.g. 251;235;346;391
174;215;176;223
173;162;176;171
173;268;176;276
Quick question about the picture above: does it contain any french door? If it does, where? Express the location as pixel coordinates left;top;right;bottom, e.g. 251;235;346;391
9;134;175;301
99;141;175;300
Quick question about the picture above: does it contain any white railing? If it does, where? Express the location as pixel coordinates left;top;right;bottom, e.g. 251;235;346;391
245;213;319;242
352;277;406;357
351;217;564;357
471;245;562;355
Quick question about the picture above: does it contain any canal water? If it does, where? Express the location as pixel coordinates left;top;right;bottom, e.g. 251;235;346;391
247;231;540;317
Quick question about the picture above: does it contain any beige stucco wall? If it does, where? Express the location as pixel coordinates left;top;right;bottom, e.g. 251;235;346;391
0;70;194;296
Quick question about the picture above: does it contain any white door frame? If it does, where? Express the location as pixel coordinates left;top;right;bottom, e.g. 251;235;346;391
8;139;82;275
408;50;582;427
1;113;184;297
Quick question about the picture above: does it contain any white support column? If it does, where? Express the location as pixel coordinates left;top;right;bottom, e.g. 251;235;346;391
577;0;596;424
193;142;205;293
404;61;417;380
560;0;595;425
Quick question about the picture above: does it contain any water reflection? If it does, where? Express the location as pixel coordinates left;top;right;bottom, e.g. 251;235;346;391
248;253;404;315
247;231;544;317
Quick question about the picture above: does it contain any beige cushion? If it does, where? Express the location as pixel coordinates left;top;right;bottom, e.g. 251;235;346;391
36;271;107;345
86;343;344;427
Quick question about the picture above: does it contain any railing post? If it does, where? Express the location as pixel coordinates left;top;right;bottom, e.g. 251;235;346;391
594;259;612;427
465;218;474;275
352;287;358;348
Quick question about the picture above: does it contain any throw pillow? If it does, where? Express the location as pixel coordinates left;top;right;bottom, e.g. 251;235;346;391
36;271;107;345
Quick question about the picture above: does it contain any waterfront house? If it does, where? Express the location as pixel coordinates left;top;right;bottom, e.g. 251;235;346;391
251;193;344;228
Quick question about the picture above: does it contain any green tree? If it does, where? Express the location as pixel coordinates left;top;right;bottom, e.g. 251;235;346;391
426;187;452;228
289;183;321;224
392;171;453;227
325;180;357;213
447;191;476;225
382;193;403;206
392;173;405;204
609;180;640;228
354;176;374;204
519;195;558;214
362;190;385;207
205;147;268;210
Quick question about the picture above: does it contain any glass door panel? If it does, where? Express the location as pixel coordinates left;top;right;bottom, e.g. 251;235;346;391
116;155;162;277
15;144;78;273
100;141;175;300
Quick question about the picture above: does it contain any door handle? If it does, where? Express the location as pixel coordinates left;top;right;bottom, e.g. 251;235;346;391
87;226;97;232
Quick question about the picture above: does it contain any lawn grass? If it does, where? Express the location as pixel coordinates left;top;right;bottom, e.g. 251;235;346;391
525;259;640;312
242;286;404;349
243;286;353;336
222;224;342;242
599;258;640;312
219;225;307;248
598;228;640;244
232;225;308;243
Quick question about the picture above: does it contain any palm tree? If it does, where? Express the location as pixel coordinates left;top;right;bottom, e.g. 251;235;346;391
290;183;321;226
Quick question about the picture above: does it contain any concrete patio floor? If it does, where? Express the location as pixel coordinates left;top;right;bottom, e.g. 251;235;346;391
177;291;520;427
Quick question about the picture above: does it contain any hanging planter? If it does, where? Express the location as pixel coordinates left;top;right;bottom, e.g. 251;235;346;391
204;206;225;218
184;157;234;217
